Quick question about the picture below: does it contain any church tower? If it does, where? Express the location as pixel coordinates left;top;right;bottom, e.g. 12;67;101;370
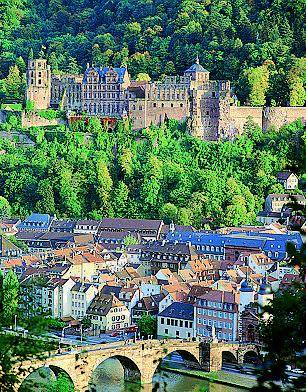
26;59;51;110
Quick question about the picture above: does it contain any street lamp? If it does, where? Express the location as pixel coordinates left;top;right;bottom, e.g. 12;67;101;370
58;325;70;352
80;324;83;343
61;325;70;341
14;315;17;331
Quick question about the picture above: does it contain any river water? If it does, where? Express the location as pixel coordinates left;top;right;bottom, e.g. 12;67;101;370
91;358;246;392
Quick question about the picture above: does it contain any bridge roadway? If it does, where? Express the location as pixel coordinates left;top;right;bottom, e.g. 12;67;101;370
17;338;259;391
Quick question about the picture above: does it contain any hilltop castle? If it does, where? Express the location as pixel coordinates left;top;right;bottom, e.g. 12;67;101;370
26;59;306;140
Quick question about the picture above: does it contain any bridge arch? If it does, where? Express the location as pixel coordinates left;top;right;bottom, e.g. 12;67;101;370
89;354;141;390
243;350;261;364
221;350;238;367
151;348;202;384
19;364;75;391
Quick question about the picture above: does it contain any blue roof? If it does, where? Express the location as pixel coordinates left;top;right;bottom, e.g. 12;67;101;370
240;280;254;293
17;213;52;230
158;302;194;321
185;63;209;73
166;230;303;261
258;282;272;295
83;67;127;84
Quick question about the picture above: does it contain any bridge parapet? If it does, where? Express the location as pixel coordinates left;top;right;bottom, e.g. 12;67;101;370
16;339;260;391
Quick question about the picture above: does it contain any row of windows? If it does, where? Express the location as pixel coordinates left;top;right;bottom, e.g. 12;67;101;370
87;77;118;84
111;315;126;321
197;308;233;319
141;252;189;261
163;328;192;338
198;328;232;340
72;301;85;308
148;93;185;100
72;293;85;299
197;318;232;329
196;245;224;252
197;301;233;311
267;251;279;258
72;309;85;317
160;317;193;329
84;84;120;91
110;307;123;313
84;92;122;99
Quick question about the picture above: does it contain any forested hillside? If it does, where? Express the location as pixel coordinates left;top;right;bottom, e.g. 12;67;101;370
0;0;305;105
0;119;304;228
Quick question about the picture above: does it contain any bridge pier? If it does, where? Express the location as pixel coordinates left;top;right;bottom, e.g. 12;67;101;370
16;340;259;392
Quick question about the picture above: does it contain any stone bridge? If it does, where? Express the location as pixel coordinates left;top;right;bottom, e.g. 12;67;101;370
17;339;260;391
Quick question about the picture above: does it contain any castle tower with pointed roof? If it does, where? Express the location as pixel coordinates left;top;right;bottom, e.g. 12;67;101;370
185;57;232;140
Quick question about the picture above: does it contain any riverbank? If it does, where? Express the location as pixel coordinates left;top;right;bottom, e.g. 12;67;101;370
160;366;256;390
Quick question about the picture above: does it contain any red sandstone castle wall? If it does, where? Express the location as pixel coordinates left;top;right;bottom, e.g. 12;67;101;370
263;107;306;131
228;106;263;135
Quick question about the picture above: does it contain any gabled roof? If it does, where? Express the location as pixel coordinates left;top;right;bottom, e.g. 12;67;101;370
197;289;238;305
71;282;94;293
87;293;124;315
83;67;127;84
0;235;21;256
101;285;122;298
277;171;297;180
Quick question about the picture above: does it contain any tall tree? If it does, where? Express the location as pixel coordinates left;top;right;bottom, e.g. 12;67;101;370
0;270;19;327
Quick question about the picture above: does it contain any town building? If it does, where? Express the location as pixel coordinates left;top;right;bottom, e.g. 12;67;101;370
97;218;164;241
42;277;75;318
0;218;20;235
140;241;198;275
166;230;303;262
256;210;291;225
15;231;94;252
276;171;299;190
71;283;99;320
264;193;306;213
86;293;130;334
0;236;22;258
131;294;164;323
157;302;195;339
17;213;55;232
195;290;239;341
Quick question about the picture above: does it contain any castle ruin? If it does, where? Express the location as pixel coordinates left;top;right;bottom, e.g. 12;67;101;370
26;58;306;140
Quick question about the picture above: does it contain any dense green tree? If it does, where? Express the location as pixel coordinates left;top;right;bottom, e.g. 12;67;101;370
0;117;304;228
0;196;11;219
35;179;56;215
137;314;157;338
244;64;270;106
288;58;306;106
161;202;178;224
0;270;19;327
4;65;23;102
123;234;139;246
